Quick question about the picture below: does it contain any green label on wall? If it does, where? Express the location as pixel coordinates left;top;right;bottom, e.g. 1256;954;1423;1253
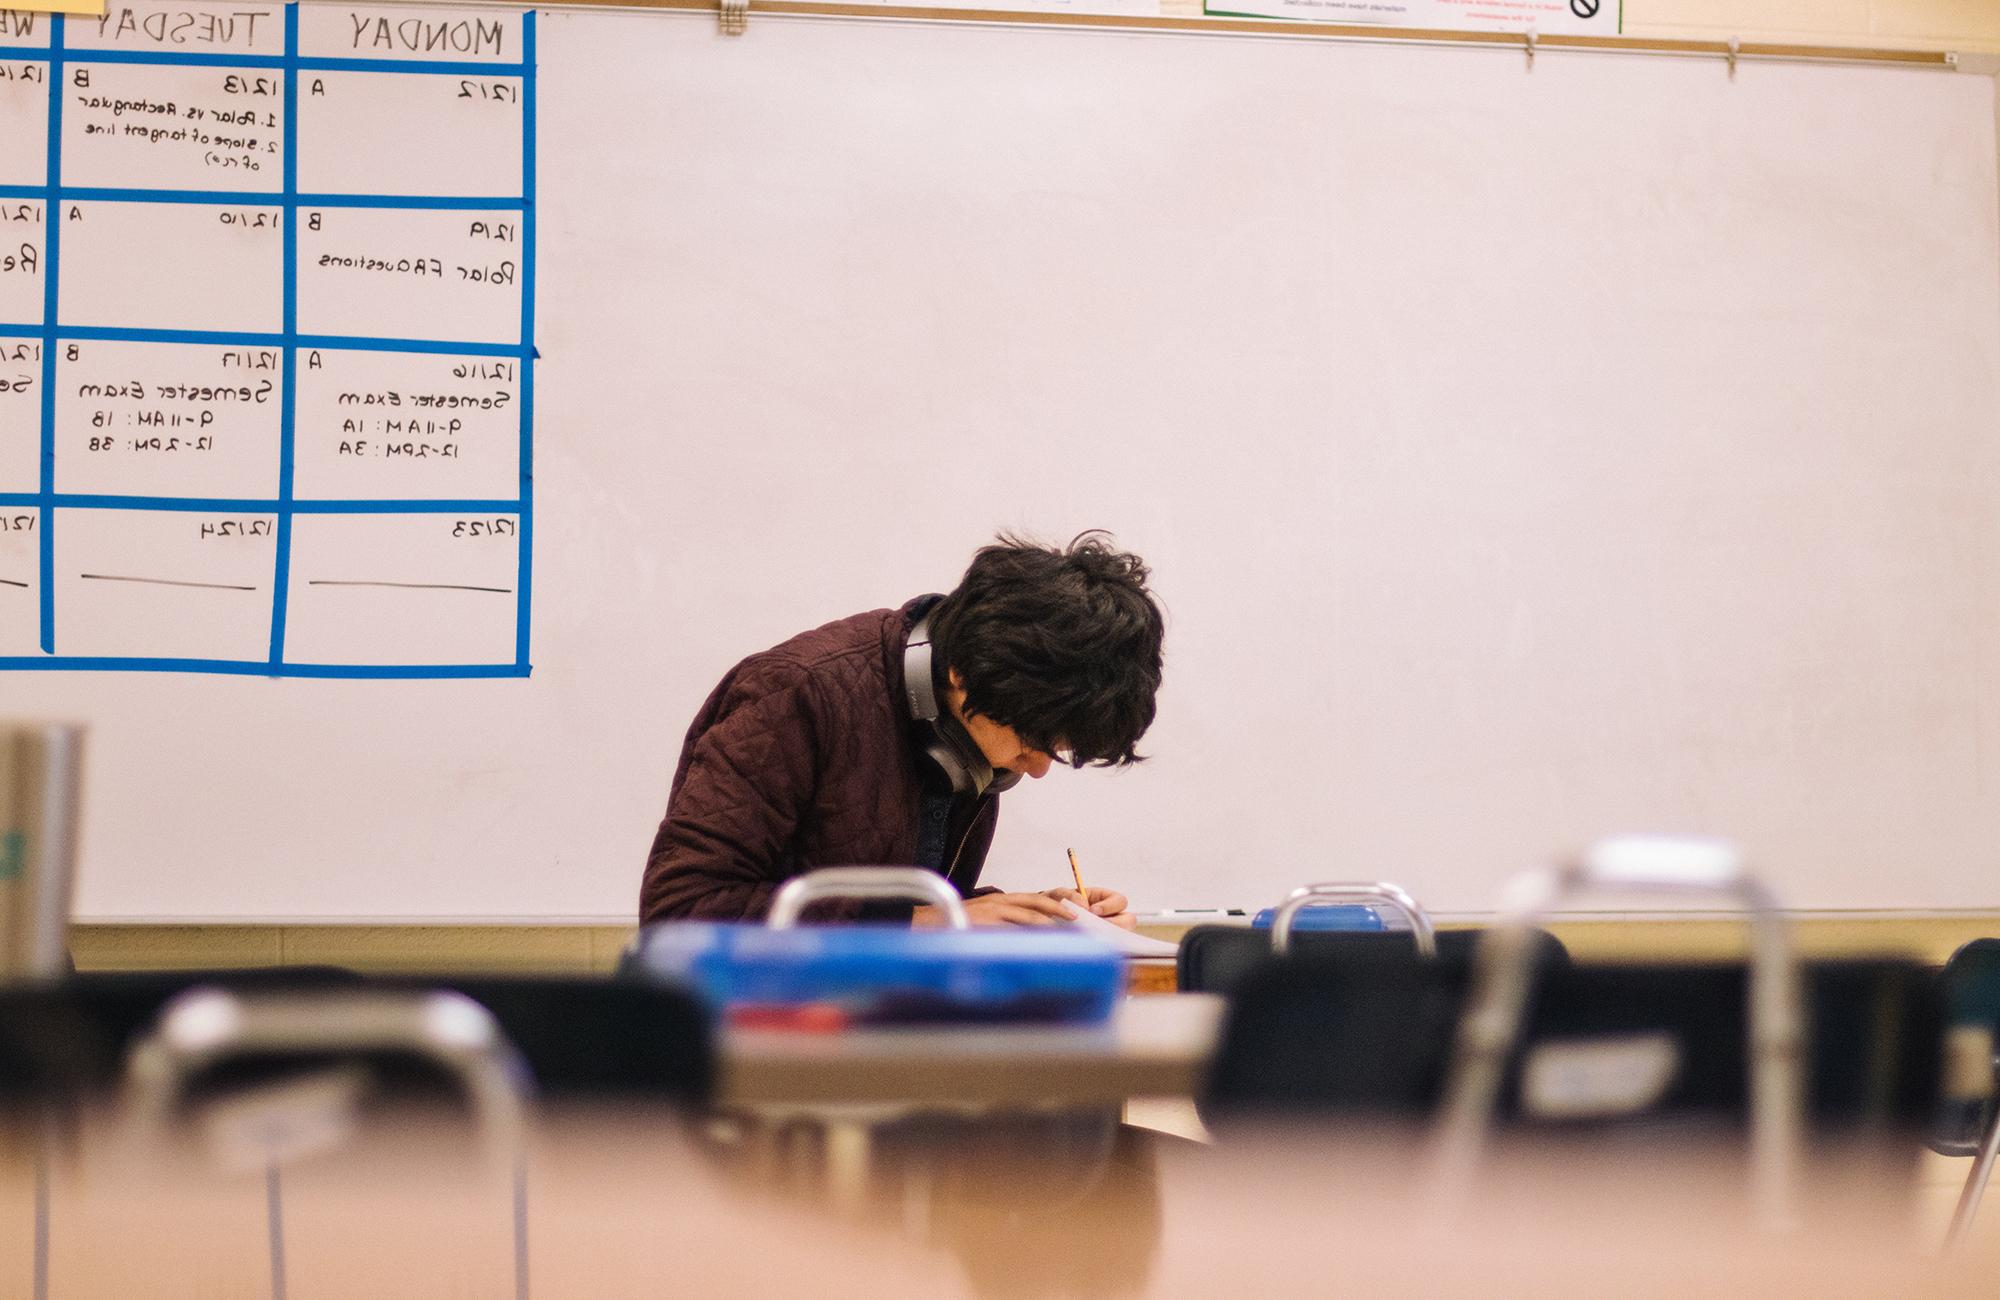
0;831;25;882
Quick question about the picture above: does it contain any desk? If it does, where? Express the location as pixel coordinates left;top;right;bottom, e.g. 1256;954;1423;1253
718;992;1223;1110
21;1119;1997;1299
1125;956;1180;994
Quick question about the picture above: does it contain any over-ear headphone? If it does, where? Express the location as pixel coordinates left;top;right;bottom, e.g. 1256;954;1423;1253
904;613;1021;799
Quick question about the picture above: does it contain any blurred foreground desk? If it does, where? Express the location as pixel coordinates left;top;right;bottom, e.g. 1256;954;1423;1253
22;1123;1999;1299
718;992;1222;1110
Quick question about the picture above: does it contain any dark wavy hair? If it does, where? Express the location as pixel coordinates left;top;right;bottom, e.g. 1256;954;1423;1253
928;531;1165;768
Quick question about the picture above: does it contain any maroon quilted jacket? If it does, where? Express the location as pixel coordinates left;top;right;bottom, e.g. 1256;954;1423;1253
639;599;1000;925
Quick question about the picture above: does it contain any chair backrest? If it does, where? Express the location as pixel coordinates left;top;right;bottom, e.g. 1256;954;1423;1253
379;975;714;1107
1932;938;2000;1156
1203;951;1940;1140
1201;945;1470;1118
0;970;713;1111
0;966;360;1106
1177;926;1565;996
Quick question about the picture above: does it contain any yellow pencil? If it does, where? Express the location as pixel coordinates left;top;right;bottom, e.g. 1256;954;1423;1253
1067;847;1087;915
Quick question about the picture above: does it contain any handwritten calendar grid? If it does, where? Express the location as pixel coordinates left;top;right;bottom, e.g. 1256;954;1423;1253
0;2;536;677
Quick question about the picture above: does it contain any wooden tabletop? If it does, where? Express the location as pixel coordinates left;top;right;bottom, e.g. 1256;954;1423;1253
19;1119;1997;1299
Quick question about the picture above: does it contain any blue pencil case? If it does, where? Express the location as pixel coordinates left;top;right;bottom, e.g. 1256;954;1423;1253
621;923;1125;1026
1248;905;1387;932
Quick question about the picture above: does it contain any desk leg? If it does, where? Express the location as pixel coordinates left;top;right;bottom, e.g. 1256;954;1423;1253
1947;1102;2000;1248
33;1113;50;1300
824;1120;873;1212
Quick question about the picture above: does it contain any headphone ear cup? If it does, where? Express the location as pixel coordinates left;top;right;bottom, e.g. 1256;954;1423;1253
940;712;996;796
918;727;968;796
923;715;1026;797
933;715;996;797
904;607;1014;798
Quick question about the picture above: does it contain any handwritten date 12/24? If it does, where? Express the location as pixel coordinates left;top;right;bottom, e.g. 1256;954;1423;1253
197;519;273;541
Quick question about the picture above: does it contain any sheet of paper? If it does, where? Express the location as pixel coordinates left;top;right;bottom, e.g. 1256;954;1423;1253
846;0;1162;15
1062;901;1180;959
1204;0;1616;35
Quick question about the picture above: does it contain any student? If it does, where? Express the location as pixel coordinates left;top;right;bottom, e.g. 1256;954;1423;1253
640;532;1165;927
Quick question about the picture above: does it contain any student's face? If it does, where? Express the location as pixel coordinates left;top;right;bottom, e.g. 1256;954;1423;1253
945;672;1061;780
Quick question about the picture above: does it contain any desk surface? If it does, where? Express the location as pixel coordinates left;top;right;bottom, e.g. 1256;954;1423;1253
718;991;1224;1109
22;1120;1995;1299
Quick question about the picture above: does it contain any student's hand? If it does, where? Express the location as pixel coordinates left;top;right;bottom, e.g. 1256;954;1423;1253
915;892;1076;927
1046;887;1138;931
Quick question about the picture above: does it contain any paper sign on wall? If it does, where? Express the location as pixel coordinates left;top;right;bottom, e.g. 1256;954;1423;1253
847;0;1164;14
1205;0;1618;35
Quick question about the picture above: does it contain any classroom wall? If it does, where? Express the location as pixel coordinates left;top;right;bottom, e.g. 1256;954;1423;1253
68;0;2000;967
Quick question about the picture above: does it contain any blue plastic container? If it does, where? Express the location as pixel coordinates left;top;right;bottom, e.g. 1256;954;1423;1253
1247;904;1387;933
622;922;1125;1026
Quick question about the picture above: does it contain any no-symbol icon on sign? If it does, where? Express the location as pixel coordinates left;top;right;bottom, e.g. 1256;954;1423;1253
1571;0;1600;17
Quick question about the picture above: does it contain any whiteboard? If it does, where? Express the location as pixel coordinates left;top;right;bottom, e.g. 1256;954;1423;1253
4;1;1999;919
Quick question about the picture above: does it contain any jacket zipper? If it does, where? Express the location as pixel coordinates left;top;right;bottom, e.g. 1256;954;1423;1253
942;791;991;886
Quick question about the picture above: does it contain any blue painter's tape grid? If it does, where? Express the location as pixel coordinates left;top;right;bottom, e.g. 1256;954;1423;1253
0;495;525;513
0;45;525;76
53;327;529;355
0;658;524;677
268;2;298;667
5;3;536;680
27;188;526;210
37;15;62;654
516;10;535;674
